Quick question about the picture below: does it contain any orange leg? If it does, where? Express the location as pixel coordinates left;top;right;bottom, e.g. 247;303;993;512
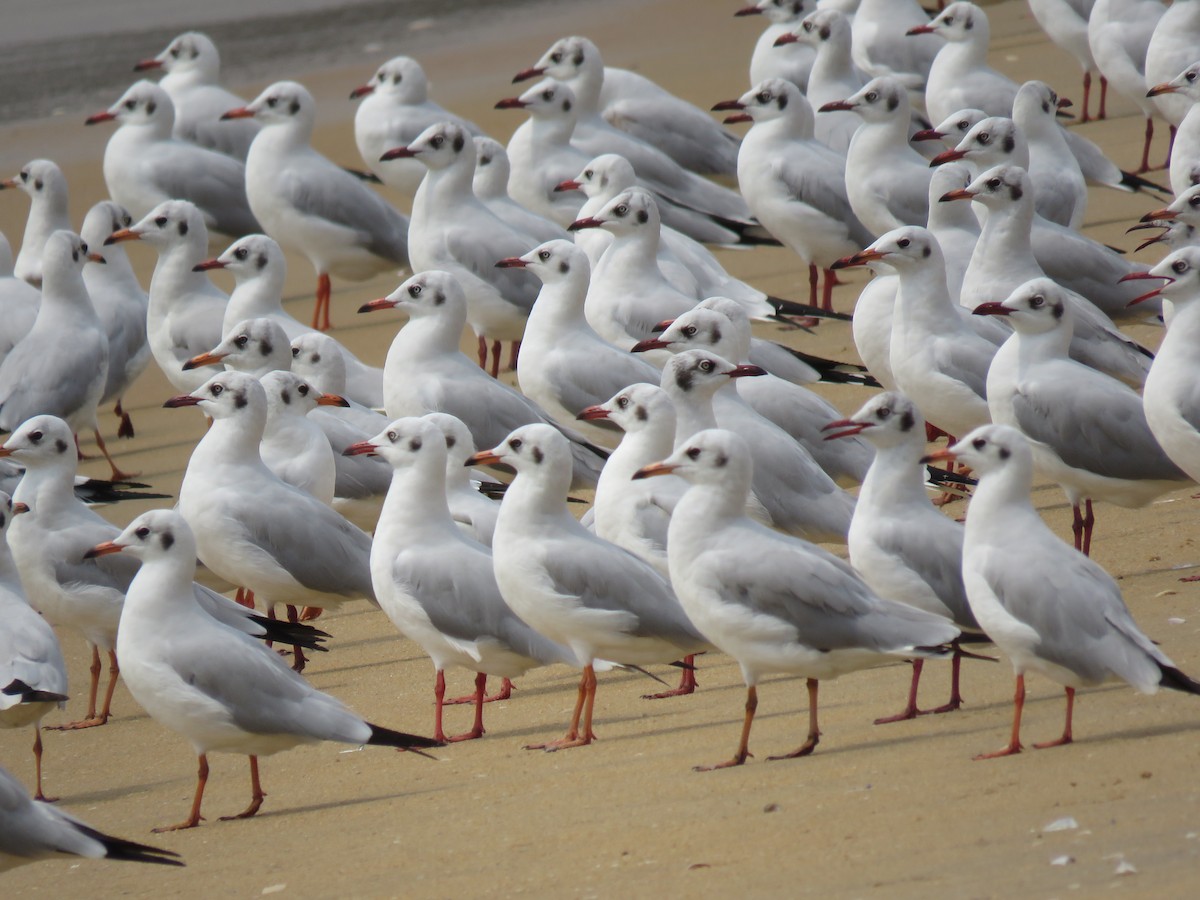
768;678;821;760
313;273;332;331
807;264;819;307
447;672;488;743
820;268;837;312
975;674;1025;760
298;606;323;621
875;659;928;724
527;664;596;751
219;756;266;820
93;428;139;482
48;645;109;729
477;336;488;371
1138;117;1155;174
926;648;965;714
155;754;208;832
447;675;513;704
643;654;699;699
1033;687;1075;750
234;587;256;610
696;684;757;771
32;727;57;802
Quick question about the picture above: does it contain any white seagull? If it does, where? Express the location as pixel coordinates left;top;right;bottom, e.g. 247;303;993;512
0;159;71;287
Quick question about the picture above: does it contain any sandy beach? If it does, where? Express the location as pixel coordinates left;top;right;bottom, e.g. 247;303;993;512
2;1;1200;895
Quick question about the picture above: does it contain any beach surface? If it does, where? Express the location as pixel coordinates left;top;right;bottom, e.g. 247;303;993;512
2;1;1200;896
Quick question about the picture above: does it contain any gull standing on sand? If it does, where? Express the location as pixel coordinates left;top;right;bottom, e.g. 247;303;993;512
0;159;70;287
1028;0;1100;121
348;417;570;742
258;370;346;506
423;412;502;548
169;372;378;627
196;234;384;407
350;55;483;195
1144;0;1200;132
498;241;660;444
714;78;872;311
133;31;259;160
635;429;958;769
0;492;68;801
1088;0;1165;171
926;426;1200;759
469;424;708;750
85;81;258;236
362;270;609;489
975;278;1188;555
824;393;983;722
737;0;816;92
777;8;863;154
90;509;438;831
224;81;410;331
472;137;569;245
0;765;181;871
106;200;228;394
1146;62;1200;198
381;121;539;377
79;201;150;440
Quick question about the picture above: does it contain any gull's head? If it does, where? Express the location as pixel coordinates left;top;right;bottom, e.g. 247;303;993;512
42;230;104;277
635;307;734;357
166;371;266;422
360;270;465;319
570;187;659;236
261;370;345;419
928;424;1030;479
923;108;987;148
80;201;133;255
864;226;941;272
136;31;220;80
290;332;347;391
500;239;588;286
936;116;1019;168
1159;183;1200;226
580;383;673;435
1014;80;1063;124
0;416;76;469
912;2;985;43
1148;62;1200;103
228;81;314;127
201;234;285;281
1140;247;1200;306
498;78;577;122
521;36;600;83
725;78;804;126
386;121;471;169
0;159;67;204
87;81;174;130
950;164;1028;210
560;154;635;201
113;200;207;251
635;428;752;489
352;55;428;103
837;76;910;123
92;509;197;564
738;0;811;26
474;136;510;186
973;277;1069;336
662;350;764;399
185;317;290;375
467;423;569;482
789;8;849;48
823;392;923;450
349;416;444;471
422;412;477;470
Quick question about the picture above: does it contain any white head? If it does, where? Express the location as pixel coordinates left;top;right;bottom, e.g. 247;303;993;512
578;383;675;436
88;81;175;134
136;32;221;82
186;317;291;376
351;56;430;104
823;391;925;452
0;415;77;471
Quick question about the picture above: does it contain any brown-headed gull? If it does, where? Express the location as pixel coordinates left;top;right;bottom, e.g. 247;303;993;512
513;35;741;178
975;278;1188;555
1147;61;1200;197
85;81;258;237
0;159;70;287
0;492;68;801
132;31;259;160
347;417;570;742
381;121;538;377
853;0;943;90
635;428;958;769
497;240;660;445
350;55;483;195
0;764;181;870
925;425;1200;759
194;233;384;407
824;393;983;721
469;424;708;750
223;81;410;331
183;316;290;379
777;8;863;153
472;136;568;246
422;413;502;548
714;78;872;310
89;509;438;831
361;270;608;489
105;200;228;394
1028;0;1100;121
79;201;150;440
1144;0;1200;130
258;370;347;507
737;0;816;92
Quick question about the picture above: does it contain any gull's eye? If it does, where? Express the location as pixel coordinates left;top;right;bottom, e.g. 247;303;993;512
266;96;278;108
155;216;167;227
977;132;991;145
944;15;954;25
1029;294;1045;309
508;438;523;451
550;51;563;63
430;135;444;148
864;90;878;103
682;325;698;337
756;91;771;104
1189;195;1200;207
392;75;402;85
125;99;137;110
80;241;89;254
542;89;554;101
18;170;28;181
170;46;181;58
297;384;310;396
386;430;398;442
1172;259;1189;274
616;396;629;408
1188;71;1198;83
28;430;42;443
614;203;628;216
686;447;702;460
234;335;248;348
957;119;969;130
211;384;225;396
972;437;986;450
538;250;551;261
698;359;714;373
408;283;423;297
877;407;891;419
986;177;1001;190
291;347;300;357
583;169;593;179
136;526;151;539
234;247;248;260
897;238;911;249
802;20;813;31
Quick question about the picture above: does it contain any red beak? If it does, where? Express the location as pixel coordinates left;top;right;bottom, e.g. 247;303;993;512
342;440;378;457
576;405;610;421
910;128;945;142
630;337;670;353
192;258;226;272
920;448;956;464
568;216;603;231
511;67;546;84
221;106;256;120
821;419;872;441
358;298;398;313
734;4;763;15
773;32;799;47
972;302;1012;316
495;257;527;268
1147;82;1179;97
930;148;968;166
494;97;529;110
939;188;976;202
380;146;418;161
132;58;163;72
830;248;887;270
728;364;767;379
1139;207;1177;223
84;540;124;559
555;179;582;192
85;111;116;126
1119;271;1173;306
818;100;856;113
349;84;375;99
906;24;936;35
163;394;203;408
711;99;745;112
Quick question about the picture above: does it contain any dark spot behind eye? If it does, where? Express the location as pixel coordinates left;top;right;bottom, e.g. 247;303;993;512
260;340;273;357
572;49;584;66
1002;133;1015;154
714;453;728;468
161;531;175;551
289;100;300;115
819;25;831;40
1052;302;1064;320
998;447;1010;459
531;446;544;464
899;410;915;432
673;366;694;393
964;14;973;29
922;246;931;258
777;92;788;110
409;437;422;451
686;447;701;460
234;390;248;409
635;404;647;422
434;290;445;306
445;435;456;448
559;261;569;274
280;389;291;405
562;99;572;112
1009;183;1023;202
178;221;188;236
256;254;267;270
55;438;68;454
636;210;648;224
453;133;464;154
972;438;986;450
886;93;898;112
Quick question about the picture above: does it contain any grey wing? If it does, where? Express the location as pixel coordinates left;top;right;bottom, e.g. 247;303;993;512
145;144;259;235
0;767;104;863
872;521;978;630
544;349;659;417
775;151;875;247
0;600;69;697
1013;363;1186;480
237;488;376;600
442;222;539;313
1173;378;1200;433
544;533;704;649
275;164;408;266
311;411;392;498
932;335;991;401
0;333;105;429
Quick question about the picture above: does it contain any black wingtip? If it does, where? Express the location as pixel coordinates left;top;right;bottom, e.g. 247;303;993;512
367;723;444;757
247;615;331;652
341;166;384;184
73;824;185;867
1118;169;1170;197
768;296;854;322
1;679;68;703
1158;662;1200;695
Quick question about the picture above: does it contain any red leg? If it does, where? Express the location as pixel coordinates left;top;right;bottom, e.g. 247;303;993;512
507;341;521;372
807;264;819;307
155;754;208;832
643;655;698;699
1071;503;1084;553
768;678;821;759
1081;499;1094;557
93;429;139;482
527;665;595;751
489;340;501;379
433;669;449;743
313;273;332;331
477;336;488;370
447;675;513;704
1165;125;1177;171
32;727;57;802
298;606;323;621
1033;687;1075;749
1098;75;1108;120
96;650;119;722
821;268;836;312
234;587;256;610
286;605;307;672
220;756;266;820
1081;71;1091;124
48;645;107;729
975;674;1025;759
696;684;757;771
925;647;965;714
446;672;488;742
1138;117;1155;174
875;659;927;723
115;400;135;439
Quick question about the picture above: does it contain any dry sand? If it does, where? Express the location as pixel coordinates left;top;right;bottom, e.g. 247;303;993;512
2;1;1199;896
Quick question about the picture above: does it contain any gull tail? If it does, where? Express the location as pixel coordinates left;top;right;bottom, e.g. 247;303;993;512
366;723;444;758
73;824;184;866
341;166;383;184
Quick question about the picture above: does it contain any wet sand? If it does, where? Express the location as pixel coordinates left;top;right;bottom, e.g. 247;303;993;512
2;1;1200;896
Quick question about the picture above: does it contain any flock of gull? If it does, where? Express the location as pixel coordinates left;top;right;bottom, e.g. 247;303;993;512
4;0;1200;873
